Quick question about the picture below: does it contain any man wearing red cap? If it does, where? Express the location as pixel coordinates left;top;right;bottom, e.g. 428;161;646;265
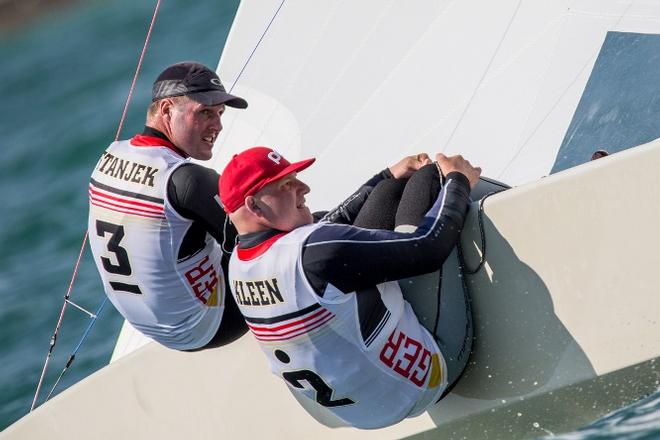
219;146;481;429
88;62;248;350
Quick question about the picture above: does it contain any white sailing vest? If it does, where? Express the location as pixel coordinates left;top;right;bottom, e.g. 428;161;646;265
228;223;447;429
88;138;224;350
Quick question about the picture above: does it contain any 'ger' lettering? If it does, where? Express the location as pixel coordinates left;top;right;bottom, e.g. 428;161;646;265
379;329;433;387
184;255;219;306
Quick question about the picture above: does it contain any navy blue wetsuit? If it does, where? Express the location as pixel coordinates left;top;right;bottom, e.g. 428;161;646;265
238;170;472;369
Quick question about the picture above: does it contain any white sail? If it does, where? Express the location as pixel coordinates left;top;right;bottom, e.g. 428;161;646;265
208;0;657;188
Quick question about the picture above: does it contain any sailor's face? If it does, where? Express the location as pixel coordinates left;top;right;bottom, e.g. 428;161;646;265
169;99;225;160
255;173;313;231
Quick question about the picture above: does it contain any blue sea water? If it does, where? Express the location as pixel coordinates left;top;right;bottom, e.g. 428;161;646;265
0;1;658;438
0;0;239;430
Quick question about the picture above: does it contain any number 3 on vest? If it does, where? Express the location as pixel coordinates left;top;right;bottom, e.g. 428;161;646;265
95;220;142;295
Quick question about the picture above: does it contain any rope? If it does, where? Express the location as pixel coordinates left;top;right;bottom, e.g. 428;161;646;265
220;215;234;255
430;191;497;363
30;0;162;412
452;194;495;362
457;191;496;275
431;188;497;341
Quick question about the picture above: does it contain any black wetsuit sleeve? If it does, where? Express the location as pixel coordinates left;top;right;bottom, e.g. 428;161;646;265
167;163;237;247
320;168;394;224
301;172;471;295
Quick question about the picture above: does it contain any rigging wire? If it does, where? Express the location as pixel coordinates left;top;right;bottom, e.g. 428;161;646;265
44;299;108;402
218;0;286;255
442;0;523;151
65;299;97;318
30;0;163;411
32;0;287;409
114;0;162;143
227;0;286;93
30;235;88;411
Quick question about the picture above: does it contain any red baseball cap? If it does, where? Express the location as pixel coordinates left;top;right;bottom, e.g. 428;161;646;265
219;146;316;213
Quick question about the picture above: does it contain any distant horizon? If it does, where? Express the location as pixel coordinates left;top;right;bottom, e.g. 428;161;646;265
0;0;81;37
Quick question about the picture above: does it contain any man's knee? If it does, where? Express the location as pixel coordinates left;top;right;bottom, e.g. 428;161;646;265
407;163;441;188
371;177;407;198
354;179;407;229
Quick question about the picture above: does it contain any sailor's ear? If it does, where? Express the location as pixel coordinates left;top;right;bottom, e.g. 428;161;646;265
159;99;174;120
244;196;261;216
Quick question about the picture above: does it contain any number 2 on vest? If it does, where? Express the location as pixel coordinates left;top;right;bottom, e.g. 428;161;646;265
282;370;355;407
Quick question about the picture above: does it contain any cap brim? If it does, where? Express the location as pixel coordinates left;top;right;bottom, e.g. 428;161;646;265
252;158;316;195
188;90;248;108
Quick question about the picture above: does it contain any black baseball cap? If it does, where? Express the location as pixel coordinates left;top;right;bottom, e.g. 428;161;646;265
151;61;248;108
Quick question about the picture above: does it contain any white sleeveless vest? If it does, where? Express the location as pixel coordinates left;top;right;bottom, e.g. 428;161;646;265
88;139;224;350
228;223;447;429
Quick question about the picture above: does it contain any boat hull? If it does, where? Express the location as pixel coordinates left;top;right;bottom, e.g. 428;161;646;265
4;139;659;440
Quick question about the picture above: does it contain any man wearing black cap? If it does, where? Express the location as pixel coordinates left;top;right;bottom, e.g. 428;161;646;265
87;62;248;350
